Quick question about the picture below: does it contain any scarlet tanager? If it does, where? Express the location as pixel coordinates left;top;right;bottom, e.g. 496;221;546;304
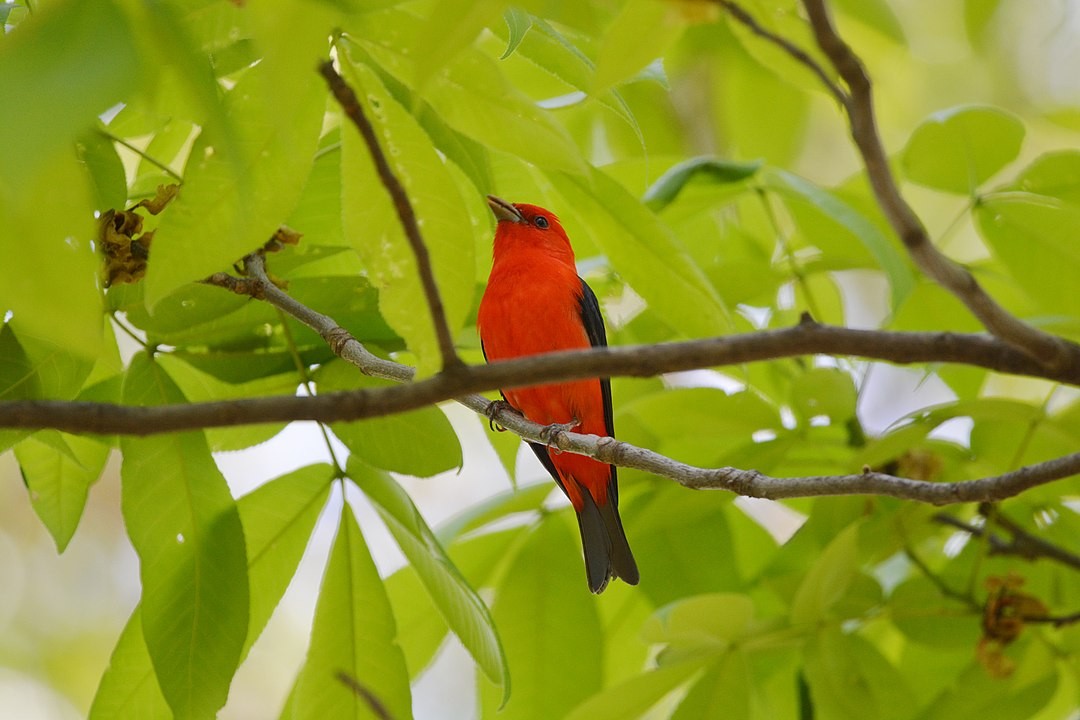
477;195;639;594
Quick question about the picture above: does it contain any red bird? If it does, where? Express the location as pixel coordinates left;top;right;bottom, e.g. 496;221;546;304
477;195;638;593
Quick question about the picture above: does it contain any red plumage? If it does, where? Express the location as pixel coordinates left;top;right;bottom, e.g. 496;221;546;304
477;195;638;593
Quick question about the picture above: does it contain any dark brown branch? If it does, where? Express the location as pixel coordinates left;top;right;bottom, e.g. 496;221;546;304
1022;610;1080;628
796;0;1075;370
933;512;1080;572
6;257;1080;506
318;60;463;373
6;319;1080;437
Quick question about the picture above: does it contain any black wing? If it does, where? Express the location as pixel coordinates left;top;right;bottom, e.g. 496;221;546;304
577;277;617;503
577;277;613;437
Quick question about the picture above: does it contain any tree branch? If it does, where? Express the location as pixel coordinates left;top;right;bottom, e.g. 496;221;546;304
938;504;1080;572
4;259;1080;505
4;309;1080;436
716;0;846;105
318;60;463;373
796;0;1075;369
716;0;1077;370
6;318;1080;437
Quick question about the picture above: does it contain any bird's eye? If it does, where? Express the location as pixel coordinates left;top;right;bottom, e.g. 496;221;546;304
534;216;549;229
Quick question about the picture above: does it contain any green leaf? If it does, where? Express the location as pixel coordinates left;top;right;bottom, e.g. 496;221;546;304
500;6;533;59
318;359;462;476
0;323;39;402
963;0;1001;42
15;431;109;552
485;413;529;485
145;2;333;306
413;0;505;91
643;593;756;650
285;502;412;720
77;129;128;211
494;16;642;142
347;12;585;173
0;148;103;363
91;466;334;717
431;48;587;173
286;137;346;248
891;280;983;333
156;355;296;452
436;482;552;542
674;36;812;167
630;485;744;606
901;105;1025;194
129;1;234;163
672;653;753;720
803;628;917;720
917;652;1058;720
120;353;249;720
560;166;730;338
974;193;1080;318
764;168;916;309
88;607;171;720
594;0;685;92
789;367;858;425
832;0;905;42
117;282;250;341
238;464;335;659
0;324;36;451
0;0;139;182
338;58;476;377
351;461;509;697
17;333;97;400
1008;149;1080;205
481;514;603;719
644;157;761;211
565;658;709;720
384;563;451;679
790;522;861;625
621;388;782;465
385;526;525;680
889;577;980;648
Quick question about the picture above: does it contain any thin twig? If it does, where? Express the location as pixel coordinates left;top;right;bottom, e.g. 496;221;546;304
979;504;1080;571
334;671;393;720
902;543;979;609
97;129;184;182
277;307;346;476
715;0;847;106
317;60;463;373
1022;610;1080;628
794;0;1074;370
933;513;1080;572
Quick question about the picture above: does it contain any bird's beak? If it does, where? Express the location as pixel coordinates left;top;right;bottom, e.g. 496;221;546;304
487;194;525;224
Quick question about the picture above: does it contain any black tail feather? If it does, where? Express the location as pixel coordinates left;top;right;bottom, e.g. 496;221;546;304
576;489;638;594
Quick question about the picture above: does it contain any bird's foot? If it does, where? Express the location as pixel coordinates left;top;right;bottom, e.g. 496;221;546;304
484;400;521;432
540;418;581;452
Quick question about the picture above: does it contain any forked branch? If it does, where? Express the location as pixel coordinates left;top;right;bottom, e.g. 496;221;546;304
718;0;1079;371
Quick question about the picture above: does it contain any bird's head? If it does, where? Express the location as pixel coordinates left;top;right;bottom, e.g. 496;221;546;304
487;194;575;265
